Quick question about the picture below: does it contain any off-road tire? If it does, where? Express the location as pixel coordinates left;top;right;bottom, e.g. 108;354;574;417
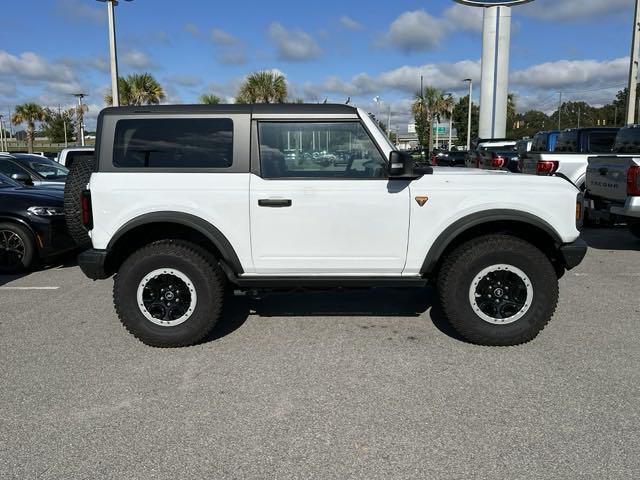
113;240;226;347
437;234;558;346
63;155;94;248
0;222;36;274
629;220;640;240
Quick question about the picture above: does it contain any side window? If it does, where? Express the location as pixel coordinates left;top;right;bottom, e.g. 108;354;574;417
113;118;233;169
588;133;616;153
258;122;386;179
0;160;29;178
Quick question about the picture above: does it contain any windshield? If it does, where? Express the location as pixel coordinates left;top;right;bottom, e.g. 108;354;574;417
14;155;69;179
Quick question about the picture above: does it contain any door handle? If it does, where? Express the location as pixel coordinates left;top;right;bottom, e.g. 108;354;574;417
258;199;292;208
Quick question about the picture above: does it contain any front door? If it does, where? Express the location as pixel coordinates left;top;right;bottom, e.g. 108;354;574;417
250;120;410;276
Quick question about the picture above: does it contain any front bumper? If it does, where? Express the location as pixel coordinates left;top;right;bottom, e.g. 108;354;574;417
559;238;588;270
32;216;76;259
610;196;640;219
78;249;110;280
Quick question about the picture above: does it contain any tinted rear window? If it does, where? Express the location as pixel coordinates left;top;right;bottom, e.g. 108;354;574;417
555;131;579;152
531;133;548;152
113;118;233;169
613;128;640;154
588;132;616;153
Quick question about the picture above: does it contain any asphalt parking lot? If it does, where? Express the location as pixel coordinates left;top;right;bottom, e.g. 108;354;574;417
1;227;639;479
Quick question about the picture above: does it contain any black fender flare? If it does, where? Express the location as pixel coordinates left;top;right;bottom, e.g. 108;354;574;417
107;211;244;274
420;209;563;275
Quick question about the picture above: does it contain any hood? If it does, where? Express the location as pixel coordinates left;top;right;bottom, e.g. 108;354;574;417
0;186;64;205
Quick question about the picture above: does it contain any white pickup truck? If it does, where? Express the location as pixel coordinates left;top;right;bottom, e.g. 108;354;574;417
64;104;586;348
585;125;640;238
521;128;618;189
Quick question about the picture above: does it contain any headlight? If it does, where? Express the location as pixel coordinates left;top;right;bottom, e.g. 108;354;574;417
27;206;64;217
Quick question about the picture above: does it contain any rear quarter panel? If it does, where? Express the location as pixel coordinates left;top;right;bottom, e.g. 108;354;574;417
89;172;253;272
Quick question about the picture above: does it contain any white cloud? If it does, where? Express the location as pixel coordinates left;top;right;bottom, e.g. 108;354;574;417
184;23;201;37
313;60;481;98
511;58;628;90
211;28;239;46
521;0;632;21
0;51;75;83
165;75;203;88
121;50;154;70
267;23;322;62
443;4;484;34
217;51;248;65
56;0;104;23
339;15;363;31
382;10;445;53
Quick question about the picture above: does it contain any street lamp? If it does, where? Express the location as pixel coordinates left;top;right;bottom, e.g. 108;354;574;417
73;93;87;146
0;114;6;152
96;0;132;107
463;79;473;150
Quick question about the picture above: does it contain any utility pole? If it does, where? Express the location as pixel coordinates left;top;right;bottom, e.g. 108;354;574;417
73;94;87;146
463;79;473;150
577;106;581;128
387;103;391;137
58;105;68;148
558;92;563;131
627;0;640;125
0;115;6;151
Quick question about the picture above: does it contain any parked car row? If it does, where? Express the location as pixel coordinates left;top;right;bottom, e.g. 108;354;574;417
0;147;94;273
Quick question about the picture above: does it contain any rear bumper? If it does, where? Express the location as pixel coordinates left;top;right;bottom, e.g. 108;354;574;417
559;238;588;270
610;197;640;219
78;249;110;280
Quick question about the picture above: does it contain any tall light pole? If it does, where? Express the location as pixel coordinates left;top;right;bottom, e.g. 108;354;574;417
627;0;640;125
97;0;132;107
463;78;473;150
73;94;87;146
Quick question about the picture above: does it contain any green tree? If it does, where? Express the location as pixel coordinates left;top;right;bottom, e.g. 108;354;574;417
511;110;550;138
11;103;46;153
41;108;76;143
412;87;447;154
236;71;287;104
200;94;222;104
549;101;597;130
452;95;479;147
105;73;166;106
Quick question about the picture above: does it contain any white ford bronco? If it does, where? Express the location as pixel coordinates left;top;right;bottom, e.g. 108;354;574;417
67;104;586;348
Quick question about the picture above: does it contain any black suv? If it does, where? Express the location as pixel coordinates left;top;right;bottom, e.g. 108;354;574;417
0;174;75;273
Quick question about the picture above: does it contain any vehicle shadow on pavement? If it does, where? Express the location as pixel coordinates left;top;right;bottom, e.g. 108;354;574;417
0;251;79;287
204;287;465;344
581;227;639;251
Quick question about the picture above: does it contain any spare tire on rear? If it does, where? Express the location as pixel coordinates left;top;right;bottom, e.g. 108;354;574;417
64;154;94;248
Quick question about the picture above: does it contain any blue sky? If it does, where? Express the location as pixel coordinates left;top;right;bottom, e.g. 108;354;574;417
0;0;634;131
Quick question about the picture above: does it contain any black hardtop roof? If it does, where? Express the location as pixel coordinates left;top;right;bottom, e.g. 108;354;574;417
100;103;358;116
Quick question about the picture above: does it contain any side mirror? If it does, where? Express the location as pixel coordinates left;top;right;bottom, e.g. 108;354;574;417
389;151;415;178
11;173;33;186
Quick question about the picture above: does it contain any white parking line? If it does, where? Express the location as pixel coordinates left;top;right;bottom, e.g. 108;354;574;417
0;287;60;291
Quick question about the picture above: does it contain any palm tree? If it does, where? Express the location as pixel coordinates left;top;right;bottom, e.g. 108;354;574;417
11;103;46;153
105;73;166;106
236;71;287;104
412;87;446;155
200;94;222;105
